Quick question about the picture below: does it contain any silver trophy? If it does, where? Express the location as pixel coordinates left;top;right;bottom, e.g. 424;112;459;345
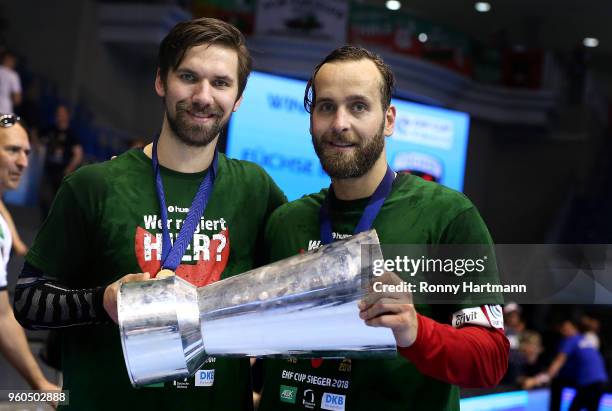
118;229;396;387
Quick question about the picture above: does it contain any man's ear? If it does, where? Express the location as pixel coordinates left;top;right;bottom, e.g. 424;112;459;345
384;104;396;137
155;69;166;98
232;95;243;112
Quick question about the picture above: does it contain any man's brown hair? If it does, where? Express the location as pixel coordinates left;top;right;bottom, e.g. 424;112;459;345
304;45;395;113
158;17;252;99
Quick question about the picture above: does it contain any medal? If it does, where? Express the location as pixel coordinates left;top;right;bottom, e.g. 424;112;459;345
152;135;219;274
319;165;395;244
156;269;175;279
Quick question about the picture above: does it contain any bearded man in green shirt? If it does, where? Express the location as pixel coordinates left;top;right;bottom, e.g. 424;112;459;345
13;17;285;411
258;46;509;411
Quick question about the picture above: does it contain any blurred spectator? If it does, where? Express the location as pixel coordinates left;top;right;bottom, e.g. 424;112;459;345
501;303;545;387
0;114;59;402
0;50;22;114
524;317;608;411
516;331;546;385
38;104;83;219
17;79;43;141
581;314;601;349
504;302;525;350
501;302;526;384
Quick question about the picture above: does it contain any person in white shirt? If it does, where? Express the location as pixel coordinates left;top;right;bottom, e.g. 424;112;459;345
0;114;59;399
0;51;22;114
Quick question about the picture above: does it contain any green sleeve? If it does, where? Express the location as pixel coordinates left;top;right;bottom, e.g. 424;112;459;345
26;172;100;285
265;175;287;219
254;172;287;268
440;206;503;308
262;206;283;265
440;206;493;245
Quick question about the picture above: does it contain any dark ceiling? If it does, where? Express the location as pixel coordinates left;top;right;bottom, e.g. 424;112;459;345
364;0;611;59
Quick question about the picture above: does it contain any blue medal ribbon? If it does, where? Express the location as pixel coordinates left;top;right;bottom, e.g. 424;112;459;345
319;165;395;244
152;136;218;271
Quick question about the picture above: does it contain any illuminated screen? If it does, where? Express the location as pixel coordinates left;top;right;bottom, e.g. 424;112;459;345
226;71;470;200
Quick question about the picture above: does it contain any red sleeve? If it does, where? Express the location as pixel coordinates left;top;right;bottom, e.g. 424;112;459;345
398;313;509;388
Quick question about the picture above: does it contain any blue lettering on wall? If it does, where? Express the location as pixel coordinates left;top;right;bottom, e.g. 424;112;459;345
241;147;327;176
267;94;308;114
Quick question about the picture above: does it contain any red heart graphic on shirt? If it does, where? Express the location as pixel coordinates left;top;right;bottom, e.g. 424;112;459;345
134;226;230;287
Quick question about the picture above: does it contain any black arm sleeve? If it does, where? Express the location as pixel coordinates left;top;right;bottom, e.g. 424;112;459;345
13;262;111;330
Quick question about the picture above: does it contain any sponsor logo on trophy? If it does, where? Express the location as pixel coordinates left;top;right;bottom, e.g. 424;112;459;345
280;385;298;404
303;388;316;409
322;392;346;411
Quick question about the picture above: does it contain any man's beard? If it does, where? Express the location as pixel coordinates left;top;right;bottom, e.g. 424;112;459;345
312;120;385;179
167;100;226;147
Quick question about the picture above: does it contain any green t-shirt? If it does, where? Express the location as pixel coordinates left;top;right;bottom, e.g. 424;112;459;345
259;174;498;411
26;149;286;411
